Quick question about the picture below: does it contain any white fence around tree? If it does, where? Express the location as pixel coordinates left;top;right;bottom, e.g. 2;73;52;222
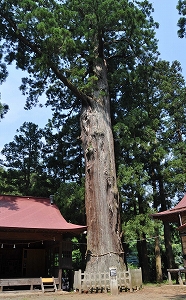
73;268;142;293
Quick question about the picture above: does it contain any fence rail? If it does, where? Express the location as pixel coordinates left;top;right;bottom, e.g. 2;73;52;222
73;268;142;293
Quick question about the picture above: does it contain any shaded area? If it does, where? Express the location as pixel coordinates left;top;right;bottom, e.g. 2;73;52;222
0;195;19;210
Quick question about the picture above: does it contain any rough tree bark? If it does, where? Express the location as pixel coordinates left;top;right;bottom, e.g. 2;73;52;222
158;175;176;270
136;195;149;282
163;222;176;269
137;234;149;282
80;58;125;273
155;234;162;283
152;175;163;283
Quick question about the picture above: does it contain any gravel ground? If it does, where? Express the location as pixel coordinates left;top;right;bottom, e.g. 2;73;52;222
0;285;186;300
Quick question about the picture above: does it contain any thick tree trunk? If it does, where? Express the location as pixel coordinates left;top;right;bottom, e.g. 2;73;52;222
80;59;125;273
151;173;163;283
136;195;149;282
137;234;149;282
163;222;176;269
158;175;176;270
155;234;163;283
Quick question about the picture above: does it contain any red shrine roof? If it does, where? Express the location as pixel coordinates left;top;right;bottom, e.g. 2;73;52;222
0;195;86;233
151;194;186;223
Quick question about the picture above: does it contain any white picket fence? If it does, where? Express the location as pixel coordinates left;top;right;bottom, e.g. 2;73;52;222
73;268;142;293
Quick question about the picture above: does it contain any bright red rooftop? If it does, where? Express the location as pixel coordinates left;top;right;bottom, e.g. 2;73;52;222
151;194;186;223
0;194;86;233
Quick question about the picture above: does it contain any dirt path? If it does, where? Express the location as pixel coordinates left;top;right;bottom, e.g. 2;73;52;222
0;285;186;300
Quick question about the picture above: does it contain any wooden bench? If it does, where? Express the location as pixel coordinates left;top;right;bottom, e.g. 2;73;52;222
167;268;186;285
40;277;57;292
0;277;59;292
0;278;41;292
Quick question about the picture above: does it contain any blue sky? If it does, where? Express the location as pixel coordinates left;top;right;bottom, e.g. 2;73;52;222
1;0;186;154
152;0;186;76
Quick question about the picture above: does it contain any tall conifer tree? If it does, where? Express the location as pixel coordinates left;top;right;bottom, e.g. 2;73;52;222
0;0;158;273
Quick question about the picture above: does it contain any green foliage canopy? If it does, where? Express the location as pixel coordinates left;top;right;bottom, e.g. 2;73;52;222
0;0;158;110
177;0;186;37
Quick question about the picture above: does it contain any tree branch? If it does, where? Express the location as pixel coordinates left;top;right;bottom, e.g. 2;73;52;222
1;12;92;106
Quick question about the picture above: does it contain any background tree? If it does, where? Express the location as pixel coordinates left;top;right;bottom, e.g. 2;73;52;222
0;166;20;195
0;102;9;119
0;56;9;119
114;59;186;281
1;122;45;195
42;113;84;183
177;0;186;38
55;180;87;270
0;0;159;274
0;92;9;119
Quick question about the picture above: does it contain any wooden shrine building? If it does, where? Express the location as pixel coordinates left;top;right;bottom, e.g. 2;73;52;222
0;194;86;291
152;194;186;281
